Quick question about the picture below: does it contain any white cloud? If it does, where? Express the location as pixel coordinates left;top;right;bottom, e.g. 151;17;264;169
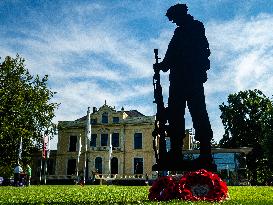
202;13;273;141
37;22;154;78
206;14;273;95
53;79;154;122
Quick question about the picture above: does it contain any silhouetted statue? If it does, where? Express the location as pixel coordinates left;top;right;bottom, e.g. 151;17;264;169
153;4;215;171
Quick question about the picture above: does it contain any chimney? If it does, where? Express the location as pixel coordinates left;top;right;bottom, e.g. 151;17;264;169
93;107;97;113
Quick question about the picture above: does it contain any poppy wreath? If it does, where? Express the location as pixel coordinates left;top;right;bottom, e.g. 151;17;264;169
149;169;228;202
148;176;177;201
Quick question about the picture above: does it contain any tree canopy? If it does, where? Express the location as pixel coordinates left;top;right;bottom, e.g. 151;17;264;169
0;55;58;176
219;89;273;184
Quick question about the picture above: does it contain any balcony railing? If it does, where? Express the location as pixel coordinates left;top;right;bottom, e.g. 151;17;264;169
89;146;123;151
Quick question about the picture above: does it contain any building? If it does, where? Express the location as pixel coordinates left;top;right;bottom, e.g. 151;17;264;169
56;103;156;179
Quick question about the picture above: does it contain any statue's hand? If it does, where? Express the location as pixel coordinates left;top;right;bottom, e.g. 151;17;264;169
153;63;161;72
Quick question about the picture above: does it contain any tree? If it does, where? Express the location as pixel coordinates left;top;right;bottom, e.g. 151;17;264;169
0;55;59;177
219;89;273;185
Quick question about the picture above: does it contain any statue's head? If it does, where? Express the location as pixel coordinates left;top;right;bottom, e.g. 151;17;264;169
166;4;188;26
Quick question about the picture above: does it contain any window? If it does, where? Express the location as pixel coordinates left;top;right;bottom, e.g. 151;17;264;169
69;136;77;152
111;157;118;174
95;157;102;174
102;112;108;124
91;118;97;125
112;117;119;123
67;159;76;175
134;158;143;174
134;133;142;149
112;133;119;147
101;134;108;146
90;134;97;147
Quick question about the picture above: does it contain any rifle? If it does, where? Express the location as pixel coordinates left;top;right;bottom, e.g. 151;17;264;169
152;49;167;165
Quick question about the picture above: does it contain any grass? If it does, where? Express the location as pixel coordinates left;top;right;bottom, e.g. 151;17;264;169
0;185;273;204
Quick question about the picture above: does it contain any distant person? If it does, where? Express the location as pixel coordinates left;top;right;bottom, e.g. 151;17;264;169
154;4;213;165
14;163;23;186
26;164;32;186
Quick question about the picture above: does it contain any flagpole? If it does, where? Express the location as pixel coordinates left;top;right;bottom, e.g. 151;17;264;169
18;136;22;163
84;107;91;185
40;157;42;184
47;132;51;159
109;133;112;175
44;132;47;185
40;133;43;184
84;139;87;184
76;134;82;182
40;131;50;185
44;157;47;185
45;131;51;185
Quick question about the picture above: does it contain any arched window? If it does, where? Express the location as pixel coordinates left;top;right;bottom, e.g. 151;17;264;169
111;157;118;174
95;157;102;174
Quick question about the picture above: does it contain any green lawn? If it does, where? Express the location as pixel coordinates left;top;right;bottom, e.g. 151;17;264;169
0;185;273;204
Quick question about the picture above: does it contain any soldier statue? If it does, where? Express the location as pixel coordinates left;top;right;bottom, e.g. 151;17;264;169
154;4;214;169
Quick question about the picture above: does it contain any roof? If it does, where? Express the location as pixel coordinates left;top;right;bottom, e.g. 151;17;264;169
75;115;87;121
75;109;145;122
124;110;145;117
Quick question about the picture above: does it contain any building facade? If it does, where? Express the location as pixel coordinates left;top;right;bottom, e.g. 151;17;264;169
56;104;157;179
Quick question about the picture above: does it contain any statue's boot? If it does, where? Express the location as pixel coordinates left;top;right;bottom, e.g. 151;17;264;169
196;141;217;171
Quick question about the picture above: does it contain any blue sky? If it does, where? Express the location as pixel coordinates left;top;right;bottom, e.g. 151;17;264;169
1;0;273;148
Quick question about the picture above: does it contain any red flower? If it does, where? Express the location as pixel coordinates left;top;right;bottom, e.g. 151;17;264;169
177;169;228;202
148;176;177;201
149;169;228;202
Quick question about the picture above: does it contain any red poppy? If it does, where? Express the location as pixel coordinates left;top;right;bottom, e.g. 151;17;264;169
177;169;229;202
149;169;229;202
148;176;177;201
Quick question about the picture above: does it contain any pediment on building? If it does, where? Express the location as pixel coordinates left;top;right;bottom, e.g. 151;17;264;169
75;104;117;122
96;104;116;115
62;102;152;128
